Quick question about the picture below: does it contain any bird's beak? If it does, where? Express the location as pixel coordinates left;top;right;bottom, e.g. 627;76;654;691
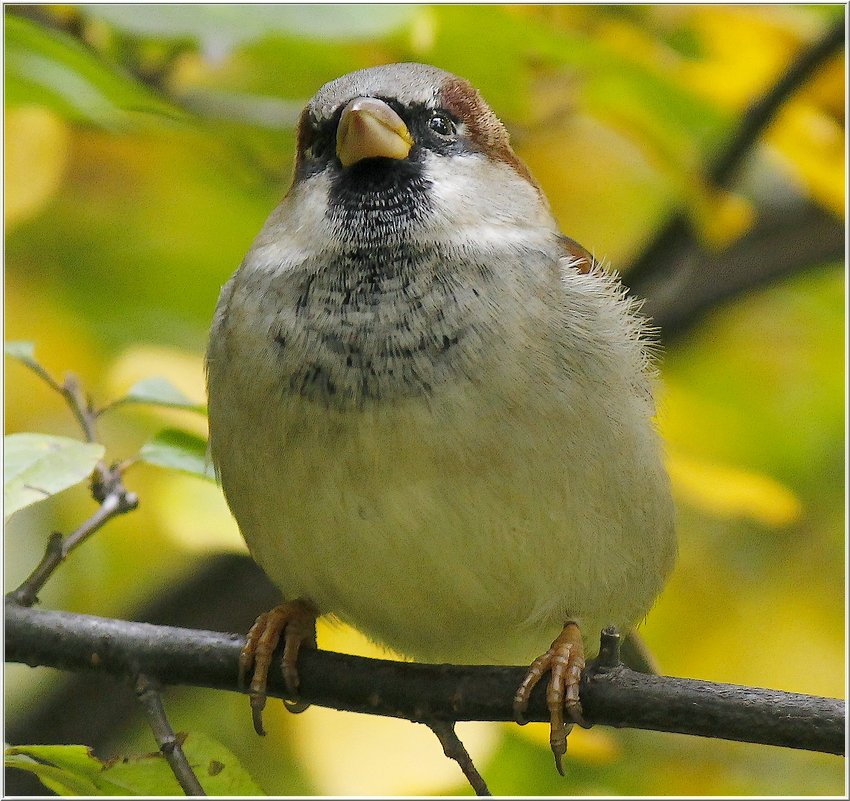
336;97;414;168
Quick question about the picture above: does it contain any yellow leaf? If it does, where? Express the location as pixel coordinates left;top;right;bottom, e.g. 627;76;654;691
666;450;803;527
688;185;756;249
677;7;809;110
767;100;845;217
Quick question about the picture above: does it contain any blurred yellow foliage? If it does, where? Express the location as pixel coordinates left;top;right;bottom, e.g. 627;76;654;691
4;278;100;435
293;707;499;796
515;720;620;765
679;7;806;109
151;471;246;554
4;105;70;229
678;7;845;219
690;188;757;250
519;113;670;263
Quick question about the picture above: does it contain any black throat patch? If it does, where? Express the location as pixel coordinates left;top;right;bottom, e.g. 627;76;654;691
326;157;433;245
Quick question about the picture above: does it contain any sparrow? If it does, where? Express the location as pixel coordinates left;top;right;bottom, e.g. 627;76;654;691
206;62;677;773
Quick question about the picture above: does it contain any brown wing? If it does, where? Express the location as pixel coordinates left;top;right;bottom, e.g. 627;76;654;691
558;234;596;275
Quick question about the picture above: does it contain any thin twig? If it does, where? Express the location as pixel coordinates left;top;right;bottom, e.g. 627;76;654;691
7;477;139;608
59;373;99;444
13;357;99;444
426;721;491;796
627;17;845;287
135;674;206;796
5;604;845;756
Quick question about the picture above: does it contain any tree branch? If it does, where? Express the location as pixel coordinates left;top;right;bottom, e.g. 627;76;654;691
711;18;845;189
6;602;844;757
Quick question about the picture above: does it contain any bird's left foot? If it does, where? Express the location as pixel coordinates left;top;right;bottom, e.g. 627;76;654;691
513;621;586;776
238;599;318;736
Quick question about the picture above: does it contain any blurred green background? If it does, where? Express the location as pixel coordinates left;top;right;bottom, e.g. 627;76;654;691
4;4;845;796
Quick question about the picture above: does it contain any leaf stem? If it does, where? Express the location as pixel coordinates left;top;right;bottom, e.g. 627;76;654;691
59;374;99;444
7;358;140;605
12;356;100;444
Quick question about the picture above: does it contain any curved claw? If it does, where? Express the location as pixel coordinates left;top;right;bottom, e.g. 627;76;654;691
283;698;311;714
513;703;530;727
251;693;268;736
513;651;550;726
551;728;567;777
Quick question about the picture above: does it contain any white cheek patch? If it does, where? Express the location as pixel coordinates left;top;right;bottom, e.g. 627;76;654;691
421;153;557;247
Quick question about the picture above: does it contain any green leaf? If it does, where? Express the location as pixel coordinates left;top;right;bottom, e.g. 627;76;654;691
182;733;266;796
4;433;105;522
5;746;129;795
115;376;206;413
5;749;100;795
5;734;265;796
4;14;184;129
139;428;215;481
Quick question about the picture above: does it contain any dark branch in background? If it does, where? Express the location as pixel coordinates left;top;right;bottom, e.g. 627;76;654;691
711;19;845;189
135;674;206;796
7;602;845;757
624;17;845;331
633;200;844;339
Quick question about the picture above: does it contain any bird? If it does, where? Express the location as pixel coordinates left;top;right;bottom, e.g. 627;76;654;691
205;61;677;773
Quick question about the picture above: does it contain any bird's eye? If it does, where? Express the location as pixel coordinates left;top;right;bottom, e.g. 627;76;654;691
428;113;456;138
